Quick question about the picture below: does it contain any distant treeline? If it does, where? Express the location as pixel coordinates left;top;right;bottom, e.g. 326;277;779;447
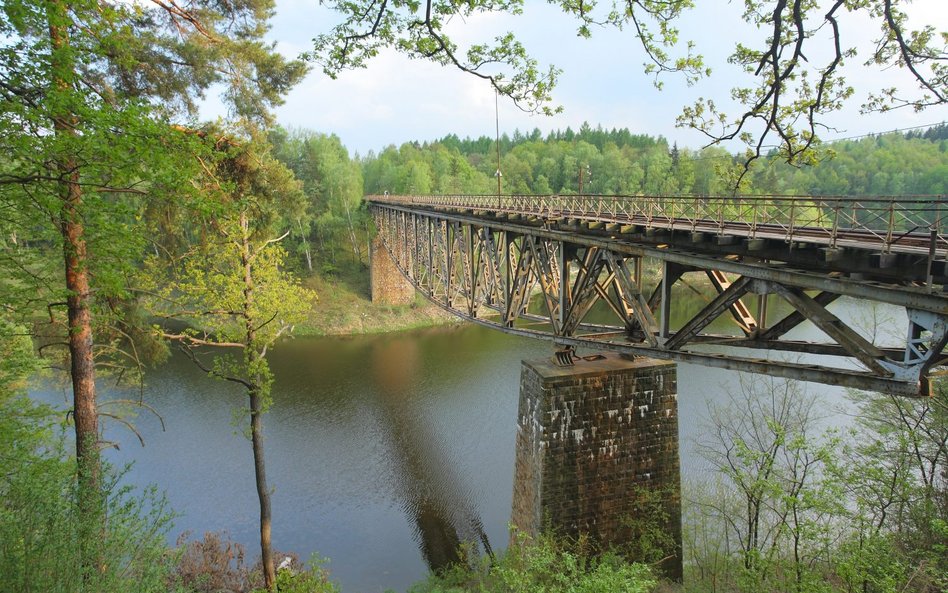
358;122;948;197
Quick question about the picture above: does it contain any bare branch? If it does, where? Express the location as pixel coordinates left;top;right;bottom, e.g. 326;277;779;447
177;344;253;390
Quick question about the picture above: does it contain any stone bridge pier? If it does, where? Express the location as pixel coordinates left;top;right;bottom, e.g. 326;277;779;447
511;354;682;581
370;235;415;305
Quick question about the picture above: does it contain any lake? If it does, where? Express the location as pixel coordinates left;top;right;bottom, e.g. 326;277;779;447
31;296;901;592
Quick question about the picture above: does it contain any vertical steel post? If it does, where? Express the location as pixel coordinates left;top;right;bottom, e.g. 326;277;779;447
558;241;568;333
427;217;433;290
660;261;673;339
927;227;938;293
885;200;896;253
445;221;453;307
757;292;769;333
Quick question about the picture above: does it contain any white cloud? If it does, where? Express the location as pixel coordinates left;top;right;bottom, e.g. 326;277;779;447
245;0;948;154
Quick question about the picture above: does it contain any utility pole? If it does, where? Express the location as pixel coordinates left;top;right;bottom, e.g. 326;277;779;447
495;89;502;199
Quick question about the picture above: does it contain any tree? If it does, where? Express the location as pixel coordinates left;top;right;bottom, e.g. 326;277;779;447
690;375;845;592
0;0;303;515
143;137;315;591
0;0;304;578
845;382;948;590
271;128;367;266
311;0;945;183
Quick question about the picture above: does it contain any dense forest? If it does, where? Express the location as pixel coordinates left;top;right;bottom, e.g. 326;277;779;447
358;122;948;199
268;124;948;275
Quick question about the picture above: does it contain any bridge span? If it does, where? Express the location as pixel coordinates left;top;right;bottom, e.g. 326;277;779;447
368;193;948;397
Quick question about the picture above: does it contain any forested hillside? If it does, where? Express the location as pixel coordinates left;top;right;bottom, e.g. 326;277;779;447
358;123;948;198
262;123;948;329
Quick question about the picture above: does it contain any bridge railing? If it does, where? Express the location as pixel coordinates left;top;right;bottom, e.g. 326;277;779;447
366;194;947;255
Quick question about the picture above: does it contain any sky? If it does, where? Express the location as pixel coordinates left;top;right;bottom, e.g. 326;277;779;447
208;0;948;156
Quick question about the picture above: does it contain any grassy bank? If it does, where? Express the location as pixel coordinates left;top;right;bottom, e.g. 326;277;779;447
295;262;456;336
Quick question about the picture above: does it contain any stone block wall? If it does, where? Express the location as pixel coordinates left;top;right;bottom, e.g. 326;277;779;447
511;353;682;580
370;235;415;305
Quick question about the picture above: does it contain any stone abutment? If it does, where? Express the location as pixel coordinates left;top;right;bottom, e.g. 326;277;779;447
370;235;415;305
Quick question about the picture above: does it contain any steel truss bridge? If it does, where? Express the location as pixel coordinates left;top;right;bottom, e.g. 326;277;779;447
368;194;948;397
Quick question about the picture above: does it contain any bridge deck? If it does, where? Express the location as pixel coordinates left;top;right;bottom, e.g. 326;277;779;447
371;193;947;258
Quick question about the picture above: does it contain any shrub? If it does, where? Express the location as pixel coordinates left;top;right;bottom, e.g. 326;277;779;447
0;396;177;593
407;530;657;593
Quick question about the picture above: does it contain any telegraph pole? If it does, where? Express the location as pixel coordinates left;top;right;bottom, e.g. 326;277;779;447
495;89;502;198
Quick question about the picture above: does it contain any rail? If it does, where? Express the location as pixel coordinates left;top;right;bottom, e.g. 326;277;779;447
367;193;948;256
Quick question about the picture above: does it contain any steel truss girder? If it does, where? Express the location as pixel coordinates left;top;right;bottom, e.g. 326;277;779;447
372;206;948;397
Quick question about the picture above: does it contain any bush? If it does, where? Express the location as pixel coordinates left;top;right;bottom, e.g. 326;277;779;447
172;531;258;592
407;530;657;593
172;532;339;593
0;322;178;593
0;397;177;593
265;554;339;593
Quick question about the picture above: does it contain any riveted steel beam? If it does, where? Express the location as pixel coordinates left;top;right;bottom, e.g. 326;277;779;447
665;276;754;350
370;203;948;396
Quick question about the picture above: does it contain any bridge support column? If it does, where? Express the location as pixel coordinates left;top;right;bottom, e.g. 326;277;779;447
511;354;682;581
370;235;415;305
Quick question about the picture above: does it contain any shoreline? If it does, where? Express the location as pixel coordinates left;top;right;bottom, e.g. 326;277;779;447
294;269;458;337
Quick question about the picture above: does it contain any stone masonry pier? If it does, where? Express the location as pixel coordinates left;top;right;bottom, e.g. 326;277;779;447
370;235;415;305
511;353;682;580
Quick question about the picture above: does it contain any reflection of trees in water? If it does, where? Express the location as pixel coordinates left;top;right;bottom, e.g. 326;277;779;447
368;335;491;571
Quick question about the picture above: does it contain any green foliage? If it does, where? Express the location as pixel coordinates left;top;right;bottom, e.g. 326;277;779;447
0;0;305;465
266;555;339;593
833;532;911;593
360;125;948;198
0;318;39;400
687;377;850;592
143;137;315;348
842;381;948;592
684;375;948;593
0;0;206;353
270;127;368;268
407;531;656;593
0;369;177;593
142;134;317;590
618;485;680;568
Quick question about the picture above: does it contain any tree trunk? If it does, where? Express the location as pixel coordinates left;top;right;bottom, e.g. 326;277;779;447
297;219;313;272
240;212;275;590
250;386;274;589
304;242;313;273
342;198;362;264
49;1;102;579
49;0;100;496
62;169;99;482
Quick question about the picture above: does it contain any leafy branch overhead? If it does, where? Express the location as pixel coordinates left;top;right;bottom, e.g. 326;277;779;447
310;0;945;182
308;0;559;114
309;0;705;115
679;0;947;183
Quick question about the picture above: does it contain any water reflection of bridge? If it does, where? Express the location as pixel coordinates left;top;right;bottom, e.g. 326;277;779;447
369;193;948;397
368;336;491;571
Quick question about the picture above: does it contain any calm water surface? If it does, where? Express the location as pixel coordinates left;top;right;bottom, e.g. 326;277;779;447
32;296;901;592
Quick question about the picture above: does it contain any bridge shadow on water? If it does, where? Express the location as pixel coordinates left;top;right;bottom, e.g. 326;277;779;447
367;335;492;571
